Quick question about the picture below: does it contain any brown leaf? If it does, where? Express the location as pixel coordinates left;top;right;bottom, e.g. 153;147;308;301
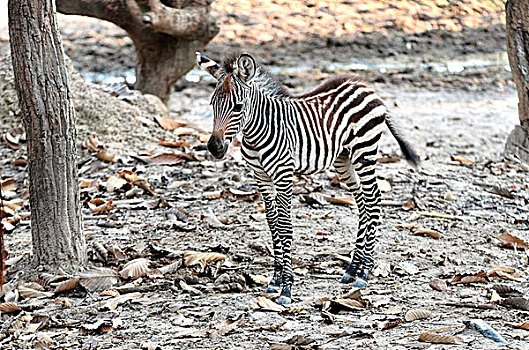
451;271;489;284
12;157;27;167
250;296;285;312
54;277;80;293
150;152;202;165
0;302;21;313
333;298;365;310
2;133;19;149
120;258;151;279
203;191;222;200
507;322;529;331
450;155;473;164
497;231;529;249
428;279;447;292
158;139;190;148
402;198;416;210
93;200;116;214
100;289;120;297
154;116;186;131
96;150;117;163
173;127;197;136
326;197;355;206
378;319;403;330
184;251;227;271
107;176;128;192
418;332;464;344
228;188;259;201
83;134;104;151
79;267;119;292
17;286;54;299
405;308;431;321
1;178;17;192
117;170;155;195
413;228;442;239
492;284;523;298
100;292;141;311
502;297;529;311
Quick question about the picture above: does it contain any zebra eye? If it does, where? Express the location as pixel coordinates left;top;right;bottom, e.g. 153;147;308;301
233;103;243;113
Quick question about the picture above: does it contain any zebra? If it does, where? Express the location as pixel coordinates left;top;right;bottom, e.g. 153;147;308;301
196;52;419;305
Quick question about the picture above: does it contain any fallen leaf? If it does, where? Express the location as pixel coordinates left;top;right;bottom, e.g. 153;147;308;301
150;152;202;165
96;150;117;163
450;155;473;164
413;228;442;239
17;286;54;299
12;157;27;166
429;279;447;292
184;251;227;271
378;319;403;330
100;289;120;297
173;127;197;136
158;139;190;148
418;332;464;344
451;271;489;284
100;292;141;311
2;133;19;149
54;277;80;293
120;258;151;279
326;197;355;206
250;296;285;312
405;308;431;321
79;267;119;292
507;322;529;331
154;116;186;131
1;178;17;192
93;200;116;214
502;297;529;311
492;284;522;298
203;191;222;200
107;176;128;192
497;231;529;249
0;302;21;313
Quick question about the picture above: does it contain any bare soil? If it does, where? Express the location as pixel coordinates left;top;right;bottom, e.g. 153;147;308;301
1;1;529;349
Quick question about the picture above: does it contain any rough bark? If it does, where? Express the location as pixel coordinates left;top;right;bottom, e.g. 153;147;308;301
56;0;219;104
504;0;529;161
8;0;85;272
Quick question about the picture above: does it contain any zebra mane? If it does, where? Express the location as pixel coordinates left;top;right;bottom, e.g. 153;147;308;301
221;53;290;98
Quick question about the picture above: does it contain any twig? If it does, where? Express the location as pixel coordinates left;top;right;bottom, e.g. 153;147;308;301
418;211;476;221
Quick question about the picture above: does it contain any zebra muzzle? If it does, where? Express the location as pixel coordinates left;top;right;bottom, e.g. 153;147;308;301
207;135;228;159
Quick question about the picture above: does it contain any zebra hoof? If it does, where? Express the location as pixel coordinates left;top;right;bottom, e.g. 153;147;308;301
276;295;292;305
340;272;355;284
265;285;280;294
353;277;368;289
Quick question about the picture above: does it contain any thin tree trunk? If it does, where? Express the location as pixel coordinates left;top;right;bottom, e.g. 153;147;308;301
8;0;85;272
504;0;529;161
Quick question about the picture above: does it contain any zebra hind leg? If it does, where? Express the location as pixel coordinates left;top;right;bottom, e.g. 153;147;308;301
333;152;366;286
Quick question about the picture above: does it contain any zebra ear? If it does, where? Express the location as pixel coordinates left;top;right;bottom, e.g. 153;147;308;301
236;53;256;83
196;52;222;80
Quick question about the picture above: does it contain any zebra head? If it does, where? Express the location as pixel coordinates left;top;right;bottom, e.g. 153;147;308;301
196;52;256;159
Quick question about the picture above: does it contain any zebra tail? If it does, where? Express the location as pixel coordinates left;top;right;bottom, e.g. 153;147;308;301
385;114;420;168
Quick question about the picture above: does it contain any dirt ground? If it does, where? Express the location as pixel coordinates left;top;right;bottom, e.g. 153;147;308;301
1;1;529;349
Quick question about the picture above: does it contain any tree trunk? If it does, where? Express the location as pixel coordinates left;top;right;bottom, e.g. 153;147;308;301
504;0;529;162
8;0;85;272
56;0;219;104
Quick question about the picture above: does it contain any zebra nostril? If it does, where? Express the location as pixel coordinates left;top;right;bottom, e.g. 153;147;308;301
207;136;227;158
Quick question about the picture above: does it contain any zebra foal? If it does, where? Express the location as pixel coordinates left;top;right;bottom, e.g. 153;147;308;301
196;52;419;305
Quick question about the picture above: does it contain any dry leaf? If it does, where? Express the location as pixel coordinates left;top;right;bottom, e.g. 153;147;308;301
120;258;151;279
405;308;431;321
100;289;120;297
100;292;141;311
203;191;222;200
79;267;119;292
418;332;464;344
150;152;202;165
492;284;522;298
326;197;355;206
2;133;19;149
93;200;116;214
17;286;54;299
250;296;285;312
96;150;116;163
173;127;197;136
184;251;227;271
333;298;365;310
1;178;17;192
497;231;529;249
413;228;442;239
107;245;127;261
378;319;403;330
154;116;186;131
451;271;489;284
158;139;190;148
402;198;416;210
107;176;128;192
450;155;473;164
0;302;21;313
54;277;80;293
158;260;182;275
507;322;529;331
179;280;202;295
429;279;447;292
502;297;529;311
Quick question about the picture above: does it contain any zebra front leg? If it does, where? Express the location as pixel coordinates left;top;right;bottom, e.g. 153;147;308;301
274;173;294;305
255;172;282;294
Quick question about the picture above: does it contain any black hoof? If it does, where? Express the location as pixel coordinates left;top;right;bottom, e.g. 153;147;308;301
276;295;291;305
265;285;280;294
353;277;368;288
340;272;355;284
